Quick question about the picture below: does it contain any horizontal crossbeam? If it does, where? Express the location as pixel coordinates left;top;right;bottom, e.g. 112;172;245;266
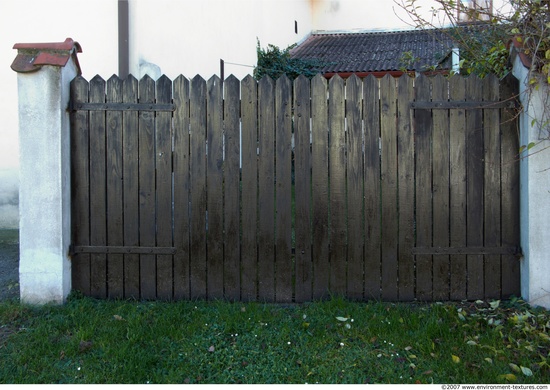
411;101;517;109
70;102;175;111
412;246;521;256
71;246;177;255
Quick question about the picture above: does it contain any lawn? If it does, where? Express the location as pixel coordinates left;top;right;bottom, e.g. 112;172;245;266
0;294;548;384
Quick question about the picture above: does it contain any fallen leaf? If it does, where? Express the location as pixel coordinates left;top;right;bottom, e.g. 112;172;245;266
498;373;517;382
208;345;215;353
489;300;500;309
520;366;533;377
466;340;477;346
335;316;348;322
509;363;520;373
485;358;493;364
422;370;433;375
404;346;413;351
452;355;461;364
113;314;124;321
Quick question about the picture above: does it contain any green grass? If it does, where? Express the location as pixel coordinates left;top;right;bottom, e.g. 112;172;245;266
0;295;548;384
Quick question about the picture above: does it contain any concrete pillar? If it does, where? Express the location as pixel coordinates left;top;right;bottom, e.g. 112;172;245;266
511;42;550;309
11;38;82;304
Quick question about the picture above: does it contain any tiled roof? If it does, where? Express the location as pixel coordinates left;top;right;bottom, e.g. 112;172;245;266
290;29;456;74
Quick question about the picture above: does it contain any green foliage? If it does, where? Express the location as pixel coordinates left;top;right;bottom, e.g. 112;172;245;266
449;25;511;77
395;0;550;79
254;39;327;80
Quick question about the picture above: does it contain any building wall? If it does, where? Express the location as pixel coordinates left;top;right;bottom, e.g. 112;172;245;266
128;0;313;80
0;0;118;228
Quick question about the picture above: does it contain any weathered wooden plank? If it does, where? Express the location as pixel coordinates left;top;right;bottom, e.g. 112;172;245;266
448;75;467;300
380;74;399;301
431;74;450;301
414;75;433;301
189;75;208;299
106;75;124;299
70;76;91;296
293;75;312;302
257;76;276;301
122;75;140;299
275;75;293;302
345;74;364;300
173;75;191;299
483;75;502;299
224;75;242;300
89;75;107;299
328;75;347;296
363;75;381;300
138;75;157;299
206;76;224;299
397;75;415;300
466;75;484;299
156;75;174;300
311;75;330;300
500;74;521;297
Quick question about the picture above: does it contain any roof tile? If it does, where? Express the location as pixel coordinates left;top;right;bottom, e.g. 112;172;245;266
291;29;455;74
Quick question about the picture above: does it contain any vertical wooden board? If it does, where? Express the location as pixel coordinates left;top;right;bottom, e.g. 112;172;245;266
363;75;381;300
89;76;107;299
122;75;140;299
483;75;502;299
499;74;520;297
138;75;157;299
224;75;242;300
311;75;330;300
70;76;91;295
206;76;224;299
345;75;364;300
465;75;484;299
414;75;433;301
328;75;347;296
189;75;208;299
173;75;191;299
449;75;467;300
380;74;398;301
241;77;259;301
106;76;124;299
257;76;276;301
431;74;450;301
397;75;415;300
294;75;313;302
156;75;174;300
275;75;293;302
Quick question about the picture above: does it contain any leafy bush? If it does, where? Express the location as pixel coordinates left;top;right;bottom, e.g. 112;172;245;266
253;40;327;80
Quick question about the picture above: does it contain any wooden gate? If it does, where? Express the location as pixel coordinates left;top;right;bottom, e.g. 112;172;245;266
70;73;520;302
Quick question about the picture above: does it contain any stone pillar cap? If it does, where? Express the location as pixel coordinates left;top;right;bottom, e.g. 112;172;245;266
11;38;82;74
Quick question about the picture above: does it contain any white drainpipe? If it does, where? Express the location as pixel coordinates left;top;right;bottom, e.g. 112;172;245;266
452;47;460;74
